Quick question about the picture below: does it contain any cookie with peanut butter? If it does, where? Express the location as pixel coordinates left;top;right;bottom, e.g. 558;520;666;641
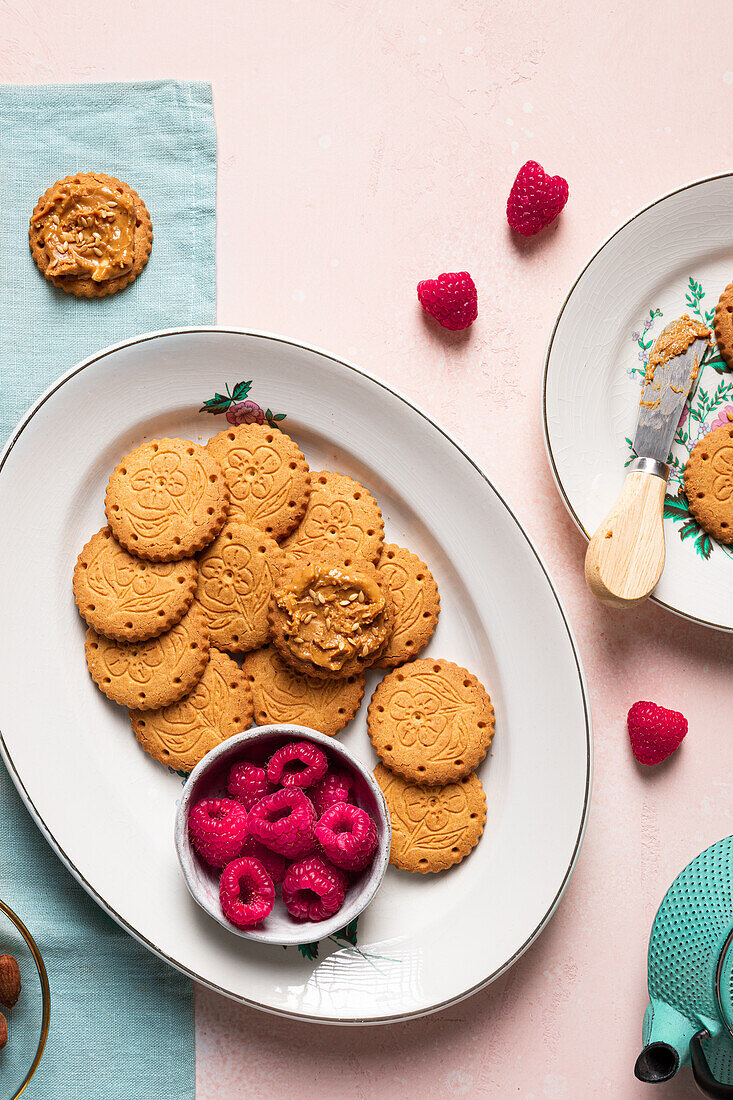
195;520;283;653
376;544;440;667
281;470;384;563
29;172;152;297
242;645;365;736
368;658;495;785
269;554;393;679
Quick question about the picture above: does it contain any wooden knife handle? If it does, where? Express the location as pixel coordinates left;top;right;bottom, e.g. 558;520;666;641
584;465;667;608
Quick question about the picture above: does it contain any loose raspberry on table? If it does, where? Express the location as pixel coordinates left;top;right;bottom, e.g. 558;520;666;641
314;802;378;872
417;271;478;331
188;797;249;868
627;700;688;766
219;857;275;928
311;771;355;817
247;787;317;858
282;856;347;922
241;835;289;884
506;160;569;237
267;741;328;789
227;761;270;811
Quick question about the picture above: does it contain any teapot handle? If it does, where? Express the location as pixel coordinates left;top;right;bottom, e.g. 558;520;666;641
690;1031;733;1098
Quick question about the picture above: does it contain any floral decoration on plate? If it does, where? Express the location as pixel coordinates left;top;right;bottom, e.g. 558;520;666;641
200;381;286;427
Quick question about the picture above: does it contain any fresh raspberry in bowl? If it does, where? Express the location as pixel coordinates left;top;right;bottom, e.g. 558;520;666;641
282;856;347;922
219;857;276;928
266;740;327;789
247;787;317;858
315;802;378;872
174;724;391;944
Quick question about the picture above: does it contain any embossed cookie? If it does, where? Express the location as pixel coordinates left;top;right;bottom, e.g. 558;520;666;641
196;520;282;653
269;554;392;679
374;764;486;873
29;172;152;298
683;424;733;544
368;658;494;785
376;545;440;668
105;438;229;561
206;424;310;539
714;282;733;369
242;645;365;736
84;602;210;710
73;527;198;641
130;648;253;772
280;470;384;563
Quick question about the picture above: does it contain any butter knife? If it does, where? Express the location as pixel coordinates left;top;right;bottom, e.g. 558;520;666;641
585;316;710;608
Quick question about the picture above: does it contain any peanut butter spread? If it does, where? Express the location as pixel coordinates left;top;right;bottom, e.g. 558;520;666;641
643;315;711;389
274;562;391;672
31;182;136;282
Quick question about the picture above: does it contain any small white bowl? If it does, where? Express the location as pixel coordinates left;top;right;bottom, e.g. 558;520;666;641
174;724;391;945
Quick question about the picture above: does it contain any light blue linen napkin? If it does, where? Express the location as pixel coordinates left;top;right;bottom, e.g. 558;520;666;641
0;80;216;1099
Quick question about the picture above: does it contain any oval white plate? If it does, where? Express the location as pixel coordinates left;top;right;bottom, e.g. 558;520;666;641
0;328;590;1023
544;173;733;631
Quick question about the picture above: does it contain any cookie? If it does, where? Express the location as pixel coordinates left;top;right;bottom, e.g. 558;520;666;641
683;424;733;544
29;172;152;298
368;658;494;785
373;764;486;873
206;424;310;539
73;527;198;642
269;553;392;680
376;545;440;668
280;470;384;563
105;438;229;561
196;520;282;653
84;602;210;710
130;648;253;772
242;645;365;736
714;282;733;369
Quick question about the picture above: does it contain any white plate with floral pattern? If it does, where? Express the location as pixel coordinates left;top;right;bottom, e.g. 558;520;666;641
544;173;733;631
0;328;590;1023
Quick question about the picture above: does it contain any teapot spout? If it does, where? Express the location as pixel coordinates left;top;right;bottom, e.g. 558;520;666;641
634;999;700;1082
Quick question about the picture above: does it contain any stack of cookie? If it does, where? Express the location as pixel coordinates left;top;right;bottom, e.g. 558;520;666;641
74;422;494;875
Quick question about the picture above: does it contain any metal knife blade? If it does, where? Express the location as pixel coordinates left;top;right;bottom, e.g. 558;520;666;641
633;323;709;463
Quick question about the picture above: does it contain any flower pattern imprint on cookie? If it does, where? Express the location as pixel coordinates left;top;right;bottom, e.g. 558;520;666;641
124;449;209;541
282;471;384;563
386;675;474;764
130;649;252;771
196;523;281;651
712;447;733;501
287;499;363;558
221;444;293;526
380;559;422;644
385;773;472;855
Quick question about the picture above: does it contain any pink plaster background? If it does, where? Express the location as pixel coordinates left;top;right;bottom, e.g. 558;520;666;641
5;0;733;1095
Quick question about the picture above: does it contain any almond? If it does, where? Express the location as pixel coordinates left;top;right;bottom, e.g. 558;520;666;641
0;955;20;1009
0;1011;6;1050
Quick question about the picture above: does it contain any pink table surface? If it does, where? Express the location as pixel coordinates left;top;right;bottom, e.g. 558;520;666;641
7;0;733;1095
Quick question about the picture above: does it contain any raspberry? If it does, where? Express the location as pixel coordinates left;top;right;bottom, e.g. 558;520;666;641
267;741;328;789
227;761;270;811
506;160;569;237
311;771;355;816
627;701;688;766
241;835;289;884
219;857;275;928
188;797;249;868
282;856;347;922
314;802;378;872
417;272;477;331
247;787;316;858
